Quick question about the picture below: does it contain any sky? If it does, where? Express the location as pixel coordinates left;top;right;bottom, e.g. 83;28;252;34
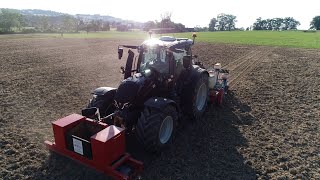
1;0;319;30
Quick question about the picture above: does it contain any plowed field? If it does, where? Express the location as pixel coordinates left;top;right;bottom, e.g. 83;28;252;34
1;38;319;179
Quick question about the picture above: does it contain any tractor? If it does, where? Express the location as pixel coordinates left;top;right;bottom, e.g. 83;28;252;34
45;34;229;179
82;34;229;152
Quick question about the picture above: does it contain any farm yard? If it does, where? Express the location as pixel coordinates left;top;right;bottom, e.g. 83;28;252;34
0;32;320;179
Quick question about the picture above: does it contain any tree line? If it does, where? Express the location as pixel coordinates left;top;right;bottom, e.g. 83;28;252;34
0;10;187;33
207;14;320;31
1;8;320;34
0;9;138;33
142;12;187;33
252;17;300;30
252;16;320;31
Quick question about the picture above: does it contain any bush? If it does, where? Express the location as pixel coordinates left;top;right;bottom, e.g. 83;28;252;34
302;30;317;33
0;30;14;34
22;28;39;33
44;29;59;33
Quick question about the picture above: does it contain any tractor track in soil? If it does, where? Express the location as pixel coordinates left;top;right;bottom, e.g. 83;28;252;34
227;48;274;86
1;39;319;180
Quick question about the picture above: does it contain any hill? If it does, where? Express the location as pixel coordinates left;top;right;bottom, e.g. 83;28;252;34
2;8;141;24
19;9;66;16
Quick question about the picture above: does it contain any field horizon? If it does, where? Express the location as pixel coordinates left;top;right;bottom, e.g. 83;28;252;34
1;30;319;49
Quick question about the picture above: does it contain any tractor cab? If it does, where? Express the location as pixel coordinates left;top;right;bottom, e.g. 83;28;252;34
139;42;171;77
118;36;195;82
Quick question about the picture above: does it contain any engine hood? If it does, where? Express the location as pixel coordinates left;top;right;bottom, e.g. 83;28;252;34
114;74;150;109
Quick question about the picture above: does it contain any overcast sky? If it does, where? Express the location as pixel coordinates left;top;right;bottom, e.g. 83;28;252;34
2;0;319;30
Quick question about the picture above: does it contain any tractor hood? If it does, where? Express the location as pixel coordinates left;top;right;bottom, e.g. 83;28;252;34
114;73;154;109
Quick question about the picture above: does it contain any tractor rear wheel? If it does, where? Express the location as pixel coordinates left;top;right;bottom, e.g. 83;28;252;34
136;105;178;153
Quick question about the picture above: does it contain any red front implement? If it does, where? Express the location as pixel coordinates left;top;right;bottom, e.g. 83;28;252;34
45;114;143;180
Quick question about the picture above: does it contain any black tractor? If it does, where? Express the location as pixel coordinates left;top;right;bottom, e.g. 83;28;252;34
82;34;210;152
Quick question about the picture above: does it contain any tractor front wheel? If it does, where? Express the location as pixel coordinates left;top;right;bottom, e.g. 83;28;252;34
136;105;177;153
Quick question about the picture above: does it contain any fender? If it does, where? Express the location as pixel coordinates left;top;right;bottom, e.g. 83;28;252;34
92;87;117;102
191;65;209;81
85;87;117;117
144;97;178;112
185;65;209;86
93;87;116;96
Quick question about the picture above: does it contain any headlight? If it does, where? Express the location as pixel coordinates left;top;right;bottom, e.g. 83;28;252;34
144;69;151;77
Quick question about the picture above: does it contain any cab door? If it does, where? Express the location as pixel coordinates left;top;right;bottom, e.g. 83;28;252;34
124;49;135;79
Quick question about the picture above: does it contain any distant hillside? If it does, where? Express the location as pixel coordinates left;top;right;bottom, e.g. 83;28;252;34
3;8;141;24
75;14;122;23
19;9;67;16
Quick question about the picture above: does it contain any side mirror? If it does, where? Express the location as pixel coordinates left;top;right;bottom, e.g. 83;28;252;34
118;47;123;59
192;33;197;44
183;55;192;69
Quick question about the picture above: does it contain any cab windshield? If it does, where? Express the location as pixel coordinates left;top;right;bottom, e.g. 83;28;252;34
140;47;169;74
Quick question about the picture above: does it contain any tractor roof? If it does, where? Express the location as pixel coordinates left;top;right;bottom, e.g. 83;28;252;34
141;36;193;51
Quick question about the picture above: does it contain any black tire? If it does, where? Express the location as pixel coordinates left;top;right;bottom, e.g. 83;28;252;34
136;105;178;153
183;73;209;121
224;85;229;94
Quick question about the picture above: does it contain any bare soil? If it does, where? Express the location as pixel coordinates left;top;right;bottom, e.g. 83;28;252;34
0;38;319;180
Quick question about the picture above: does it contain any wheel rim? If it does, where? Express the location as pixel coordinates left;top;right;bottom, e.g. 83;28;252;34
196;83;207;111
159;116;173;144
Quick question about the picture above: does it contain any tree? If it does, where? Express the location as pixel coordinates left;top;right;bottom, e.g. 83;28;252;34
310;16;320;30
116;24;129;31
77;19;85;31
159;12;174;29
226;14;237;31
271;18;283;31
102;22;110;31
95;20;100;31
265;19;272;30
253;17;300;31
282;17;300;30
216;13;237;31
194;26;208;32
74;18;83;32
0;9;23;32
85;22;91;34
61;15;77;32
208;18;217;31
143;21;156;31
146;13;187;33
174;23;185;32
40;16;49;31
253;17;263;30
